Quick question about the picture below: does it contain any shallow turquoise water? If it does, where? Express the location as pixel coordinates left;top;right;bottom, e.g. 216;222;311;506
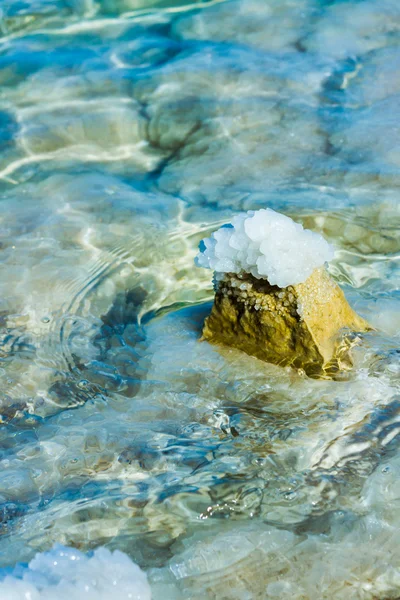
0;0;400;597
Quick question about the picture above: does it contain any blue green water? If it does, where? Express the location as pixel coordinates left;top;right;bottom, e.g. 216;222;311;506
0;0;400;597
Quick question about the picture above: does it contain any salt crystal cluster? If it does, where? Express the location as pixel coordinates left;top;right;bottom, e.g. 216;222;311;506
195;208;334;288
0;544;151;600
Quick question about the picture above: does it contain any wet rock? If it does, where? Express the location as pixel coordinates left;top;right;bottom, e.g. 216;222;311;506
202;268;370;377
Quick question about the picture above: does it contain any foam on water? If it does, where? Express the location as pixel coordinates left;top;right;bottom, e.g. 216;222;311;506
0;545;151;600
195;208;334;287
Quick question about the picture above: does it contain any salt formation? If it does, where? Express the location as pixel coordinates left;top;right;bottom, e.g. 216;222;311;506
0;544;151;600
196;209;369;376
195;208;334;287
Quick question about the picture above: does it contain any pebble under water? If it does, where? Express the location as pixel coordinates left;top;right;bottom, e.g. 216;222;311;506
0;0;400;597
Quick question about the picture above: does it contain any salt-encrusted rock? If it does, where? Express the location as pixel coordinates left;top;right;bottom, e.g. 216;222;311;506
196;209;370;377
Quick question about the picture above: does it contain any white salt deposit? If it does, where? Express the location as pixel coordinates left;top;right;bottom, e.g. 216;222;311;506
0;544;151;600
195;208;334;288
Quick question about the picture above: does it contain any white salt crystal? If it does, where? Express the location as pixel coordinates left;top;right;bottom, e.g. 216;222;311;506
195;208;334;288
0;544;151;600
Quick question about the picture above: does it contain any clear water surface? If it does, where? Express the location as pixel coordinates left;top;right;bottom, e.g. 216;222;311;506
0;0;399;597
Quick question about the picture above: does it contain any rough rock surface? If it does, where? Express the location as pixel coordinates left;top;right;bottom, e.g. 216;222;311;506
202;268;370;377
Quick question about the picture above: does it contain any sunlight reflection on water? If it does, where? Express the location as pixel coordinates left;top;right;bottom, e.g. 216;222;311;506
0;0;399;597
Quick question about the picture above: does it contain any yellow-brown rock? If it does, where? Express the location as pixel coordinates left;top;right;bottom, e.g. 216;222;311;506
202;267;370;378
